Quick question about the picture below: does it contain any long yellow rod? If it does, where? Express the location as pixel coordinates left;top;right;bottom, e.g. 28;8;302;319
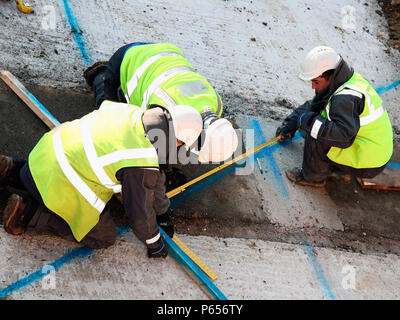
166;136;280;199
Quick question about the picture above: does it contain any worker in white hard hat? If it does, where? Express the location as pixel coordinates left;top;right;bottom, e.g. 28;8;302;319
276;46;393;187
0;101;203;259
83;42;238;170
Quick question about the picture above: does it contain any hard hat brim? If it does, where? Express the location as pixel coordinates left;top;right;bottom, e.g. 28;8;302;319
298;72;316;81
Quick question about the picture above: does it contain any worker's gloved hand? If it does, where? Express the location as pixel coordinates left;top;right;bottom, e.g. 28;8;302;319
276;125;295;142
165;167;188;192
147;236;168;259
156;210;174;238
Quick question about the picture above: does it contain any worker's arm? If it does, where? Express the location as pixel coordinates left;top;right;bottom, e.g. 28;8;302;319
152;169;174;238
276;100;312;141
298;93;364;148
116;167;168;258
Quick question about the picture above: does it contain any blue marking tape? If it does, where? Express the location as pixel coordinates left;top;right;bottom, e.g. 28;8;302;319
10;73;61;127
375;79;400;95
160;228;228;300
61;0;91;65
0;226;227;299
304;243;337;300
0;246;93;298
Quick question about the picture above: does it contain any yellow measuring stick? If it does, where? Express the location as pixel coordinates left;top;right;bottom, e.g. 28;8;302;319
167;136;279;198
172;234;218;281
166;135;279;280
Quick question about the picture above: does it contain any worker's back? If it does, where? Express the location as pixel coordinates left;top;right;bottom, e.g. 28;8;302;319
119;43;222;117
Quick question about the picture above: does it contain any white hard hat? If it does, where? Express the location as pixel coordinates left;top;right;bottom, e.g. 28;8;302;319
167;105;202;150
299;46;341;81
198;118;238;163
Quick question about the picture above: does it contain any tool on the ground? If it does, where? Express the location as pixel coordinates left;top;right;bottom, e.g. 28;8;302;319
0;71;60;128
0;70;223;298
172;234;218;281
115;194;217;281
166;136;280;199
160;228;226;300
15;0;33;14
356;162;400;191
256;158;263;174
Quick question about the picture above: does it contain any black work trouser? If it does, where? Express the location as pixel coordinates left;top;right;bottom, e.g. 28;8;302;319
301;133;387;182
93;42;152;108
7;160;116;249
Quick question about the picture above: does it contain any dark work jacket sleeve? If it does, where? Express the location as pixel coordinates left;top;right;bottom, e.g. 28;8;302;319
301;93;364;148
281;99;314;132
152;170;170;215
116;167;162;245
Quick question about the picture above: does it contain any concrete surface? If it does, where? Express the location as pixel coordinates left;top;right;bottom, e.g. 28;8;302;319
2;229;400;300
0;0;400;300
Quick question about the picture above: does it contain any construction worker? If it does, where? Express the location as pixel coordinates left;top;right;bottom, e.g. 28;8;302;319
83;42;238;167
276;46;393;187
0;101;203;258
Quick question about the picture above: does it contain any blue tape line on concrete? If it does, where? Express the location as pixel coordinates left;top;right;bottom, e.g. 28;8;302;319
61;0;91;65
0;226;228;300
376;79;400;95
160;228;228;300
0;246;93;298
304;243;337;300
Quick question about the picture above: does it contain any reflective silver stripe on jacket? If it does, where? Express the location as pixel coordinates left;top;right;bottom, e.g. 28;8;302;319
141;66;193;110
310;119;323;139
53;126;106;212
325;84;385;126
97;149;159;167
216;93;222;116
125;51;183;102
146;232;160;245
53;119;159;213
124;51;221;114
80;115;122;194
153;86;177;106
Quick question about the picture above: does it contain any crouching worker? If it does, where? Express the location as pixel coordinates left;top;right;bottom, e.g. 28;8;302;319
83;42;238;165
276;46;393;187
0;101;202;258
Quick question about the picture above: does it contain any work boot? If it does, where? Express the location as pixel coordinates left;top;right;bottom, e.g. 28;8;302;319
327;169;351;184
83;61;108;87
3;194;27;235
0;155;16;190
285;167;326;188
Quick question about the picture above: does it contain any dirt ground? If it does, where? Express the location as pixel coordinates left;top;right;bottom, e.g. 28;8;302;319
378;0;400;51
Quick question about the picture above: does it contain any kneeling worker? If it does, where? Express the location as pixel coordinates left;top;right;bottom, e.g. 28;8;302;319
276;46;393;187
0;101;203;258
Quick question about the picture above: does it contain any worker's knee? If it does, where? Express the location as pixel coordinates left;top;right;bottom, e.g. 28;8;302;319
80;209;117;249
80;233;117;249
